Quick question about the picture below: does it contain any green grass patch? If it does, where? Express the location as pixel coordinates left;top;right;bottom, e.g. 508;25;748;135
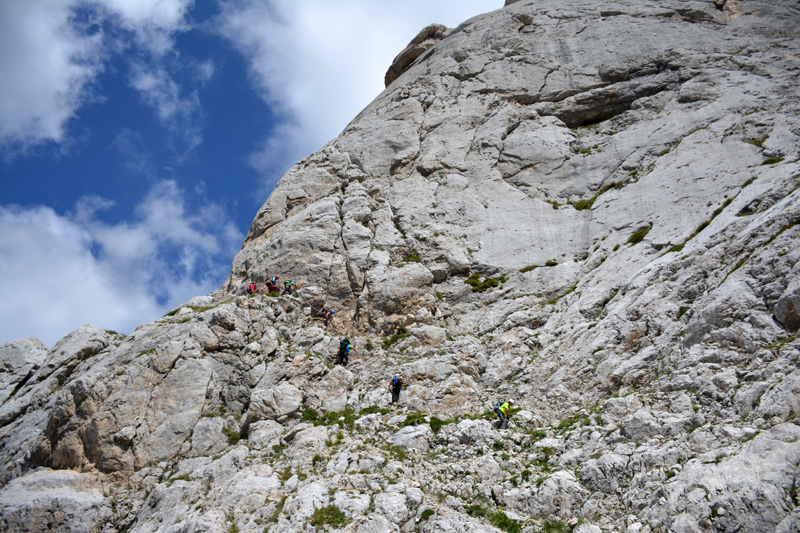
359;405;392;416
519;264;539;273
762;156;785;165
383;327;411;349
627;226;651;245
748;135;769;147
464;504;487;518
316;408;357;428
164;309;179;317
542;519;567;532
429;416;455;434
421;509;435;520
765;218;799;246
301;407;320;424
666;243;684;254
764;334;797;351
222;428;241;446
401;412;426;428
546;283;577;305
403;250;422;263
569;180;622;211
387;445;407;462
544;260;558;267
488;511;521;533
741;176;757;188
464;272;504;293
267;496;286;523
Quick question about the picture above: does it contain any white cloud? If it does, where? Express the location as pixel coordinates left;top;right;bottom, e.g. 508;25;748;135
0;0;105;151
128;62;204;153
0;181;243;347
0;0;201;155
216;0;499;192
103;0;192;57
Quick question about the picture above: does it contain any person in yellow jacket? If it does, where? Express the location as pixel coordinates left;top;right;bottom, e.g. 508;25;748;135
494;399;514;429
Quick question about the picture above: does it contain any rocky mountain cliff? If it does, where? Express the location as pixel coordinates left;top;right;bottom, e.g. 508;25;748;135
2;1;799;532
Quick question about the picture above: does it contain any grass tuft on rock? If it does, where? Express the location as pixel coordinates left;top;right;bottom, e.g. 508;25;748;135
383;327;411;349
464;273;505;292
627;226;651;245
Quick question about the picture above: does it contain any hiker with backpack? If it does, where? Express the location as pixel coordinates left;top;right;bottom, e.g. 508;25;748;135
494;399;514;429
246;281;258;295
324;309;335;328
266;276;280;293
389;375;403;403
282;279;298;296
335;338;357;366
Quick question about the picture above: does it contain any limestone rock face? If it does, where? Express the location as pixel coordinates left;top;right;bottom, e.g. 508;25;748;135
0;338;47;405
3;1;800;533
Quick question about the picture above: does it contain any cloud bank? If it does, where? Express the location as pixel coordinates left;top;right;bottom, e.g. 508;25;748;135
0;0;199;155
0;181;243;347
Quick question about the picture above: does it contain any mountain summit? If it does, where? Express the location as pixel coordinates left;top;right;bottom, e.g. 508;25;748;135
2;1;799;532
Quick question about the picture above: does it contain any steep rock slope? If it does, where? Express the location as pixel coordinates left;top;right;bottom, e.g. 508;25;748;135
1;1;799;532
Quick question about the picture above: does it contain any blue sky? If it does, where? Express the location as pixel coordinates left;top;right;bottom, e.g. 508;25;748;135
0;0;499;346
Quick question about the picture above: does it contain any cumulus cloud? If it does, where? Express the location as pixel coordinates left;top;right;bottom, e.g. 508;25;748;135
0;0;201;155
216;0;498;193
0;181;243;347
103;0;192;57
0;0;105;151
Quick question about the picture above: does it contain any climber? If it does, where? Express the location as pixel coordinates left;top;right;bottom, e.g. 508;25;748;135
324;309;335;328
494;399;514;429
266;275;280;293
336;338;358;366
246;281;258;295
281;279;298;296
389;375;403;403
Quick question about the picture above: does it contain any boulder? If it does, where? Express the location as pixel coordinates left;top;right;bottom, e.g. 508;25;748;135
620;410;662;441
374;491;409;525
393;424;433;454
285;426;329;467
451;419;496;446
189;416;228;457
248;382;304;423
774;276;800;331
580;453;629;493
0;469;110;533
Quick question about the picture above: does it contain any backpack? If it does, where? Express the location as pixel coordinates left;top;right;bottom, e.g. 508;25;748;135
338;339;350;357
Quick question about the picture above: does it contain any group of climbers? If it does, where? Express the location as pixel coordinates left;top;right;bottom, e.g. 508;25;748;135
334;337;405;404
245;277;339;329
246;280;518;426
244;276;299;296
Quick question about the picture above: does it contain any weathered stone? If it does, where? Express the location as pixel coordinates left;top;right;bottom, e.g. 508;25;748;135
285;426;328;467
393;424;432;454
248;382;304;423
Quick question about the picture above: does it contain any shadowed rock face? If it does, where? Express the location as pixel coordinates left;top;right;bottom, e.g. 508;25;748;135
2;2;800;532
